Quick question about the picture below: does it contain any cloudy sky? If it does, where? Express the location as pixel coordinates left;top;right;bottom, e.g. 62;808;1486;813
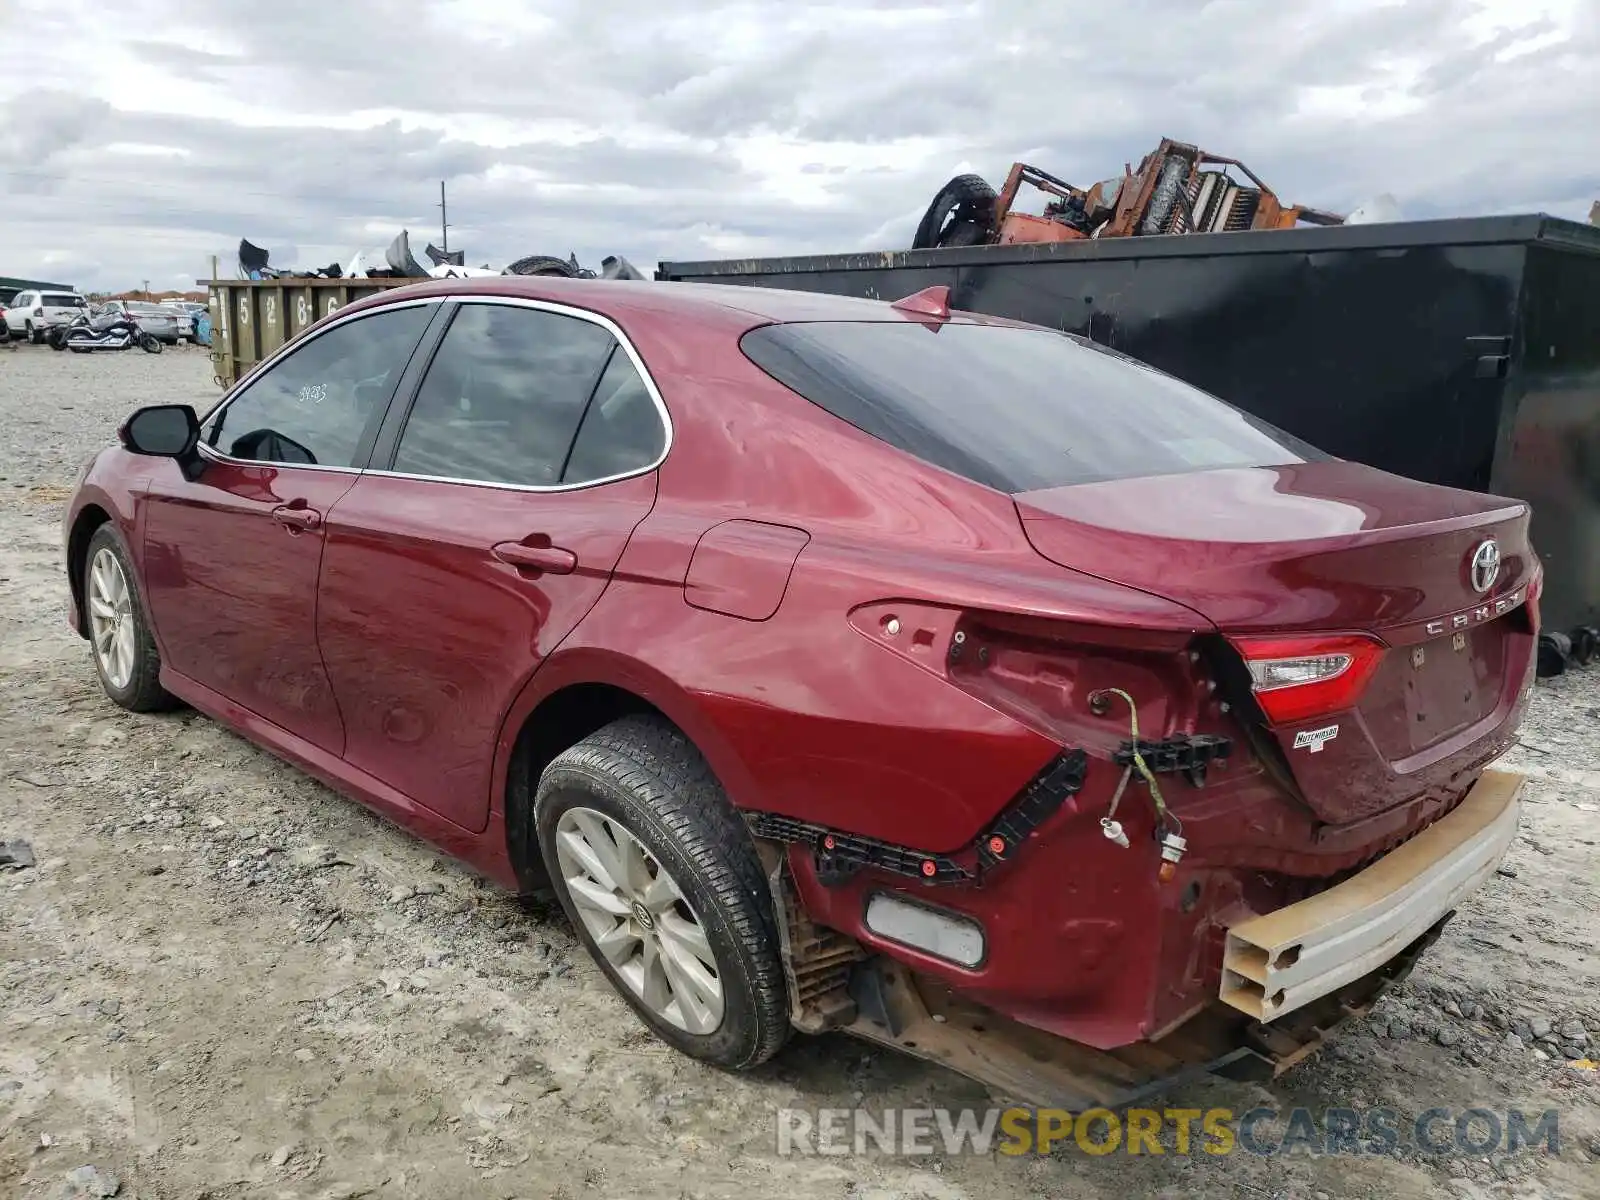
1;0;1596;293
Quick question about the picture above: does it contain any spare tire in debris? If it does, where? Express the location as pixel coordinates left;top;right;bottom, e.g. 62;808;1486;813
912;174;997;250
505;254;581;277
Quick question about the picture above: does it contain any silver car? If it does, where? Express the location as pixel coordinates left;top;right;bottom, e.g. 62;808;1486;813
161;301;207;342
102;301;181;345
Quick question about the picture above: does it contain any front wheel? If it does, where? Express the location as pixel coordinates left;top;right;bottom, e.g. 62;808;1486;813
81;525;178;712
535;716;789;1071
139;333;162;354
49;329;68;350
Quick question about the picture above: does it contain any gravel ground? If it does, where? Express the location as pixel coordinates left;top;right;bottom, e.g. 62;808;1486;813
0;343;1597;1199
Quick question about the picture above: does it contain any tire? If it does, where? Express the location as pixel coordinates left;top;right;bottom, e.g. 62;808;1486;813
81;524;178;712
25;320;38;344
535;715;789;1070
1536;632;1571;678
505;254;579;277
1571;625;1598;667
140;333;162;354
49;330;67;351
912;173;997;250
939;217;992;248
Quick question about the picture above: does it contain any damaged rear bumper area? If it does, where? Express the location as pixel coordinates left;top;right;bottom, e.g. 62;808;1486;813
1220;768;1523;1023
756;768;1523;1111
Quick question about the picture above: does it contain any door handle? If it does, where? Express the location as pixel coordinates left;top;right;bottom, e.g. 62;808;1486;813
492;540;577;575
271;504;322;531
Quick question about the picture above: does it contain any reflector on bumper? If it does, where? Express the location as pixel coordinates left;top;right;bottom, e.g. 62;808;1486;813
1221;768;1522;1023
865;892;986;968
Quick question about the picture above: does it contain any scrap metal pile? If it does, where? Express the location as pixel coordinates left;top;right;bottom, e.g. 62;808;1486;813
912;137;1346;250
235;231;646;282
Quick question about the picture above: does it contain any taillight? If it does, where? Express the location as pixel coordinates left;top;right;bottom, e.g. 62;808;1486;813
1525;567;1543;634
1228;633;1386;725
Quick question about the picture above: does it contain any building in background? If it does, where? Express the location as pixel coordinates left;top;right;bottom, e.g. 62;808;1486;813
0;275;78;306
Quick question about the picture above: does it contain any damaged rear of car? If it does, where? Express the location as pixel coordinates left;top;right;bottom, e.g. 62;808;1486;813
734;302;1536;1102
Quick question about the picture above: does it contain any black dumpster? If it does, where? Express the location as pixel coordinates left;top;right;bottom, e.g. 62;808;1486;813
660;215;1600;643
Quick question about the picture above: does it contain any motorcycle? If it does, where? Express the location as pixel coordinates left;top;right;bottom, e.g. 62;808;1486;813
49;310;162;354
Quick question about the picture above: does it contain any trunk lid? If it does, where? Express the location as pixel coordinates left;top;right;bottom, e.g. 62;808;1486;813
1015;461;1539;826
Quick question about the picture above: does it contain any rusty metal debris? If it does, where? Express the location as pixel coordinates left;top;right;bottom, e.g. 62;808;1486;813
912;137;1344;250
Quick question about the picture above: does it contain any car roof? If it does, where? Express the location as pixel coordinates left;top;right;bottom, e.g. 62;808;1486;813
354;275;1028;334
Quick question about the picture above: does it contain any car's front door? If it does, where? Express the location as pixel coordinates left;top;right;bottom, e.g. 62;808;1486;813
140;301;439;752
317;298;668;830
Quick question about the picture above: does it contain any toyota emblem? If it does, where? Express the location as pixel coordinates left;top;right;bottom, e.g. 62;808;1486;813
1469;539;1501;594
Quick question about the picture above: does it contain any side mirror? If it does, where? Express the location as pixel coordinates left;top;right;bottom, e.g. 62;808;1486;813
119;404;200;458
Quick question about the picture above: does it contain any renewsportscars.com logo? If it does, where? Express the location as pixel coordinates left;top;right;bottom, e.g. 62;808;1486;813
775;1105;1564;1158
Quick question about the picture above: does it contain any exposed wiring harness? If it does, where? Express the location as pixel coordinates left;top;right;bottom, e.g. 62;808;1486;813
1093;687;1183;839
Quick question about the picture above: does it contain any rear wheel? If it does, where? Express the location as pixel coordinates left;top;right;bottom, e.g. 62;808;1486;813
25;320;38;344
535;716;789;1070
82;525;177;712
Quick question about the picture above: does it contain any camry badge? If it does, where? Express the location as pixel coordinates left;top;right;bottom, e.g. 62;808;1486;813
1469;539;1501;594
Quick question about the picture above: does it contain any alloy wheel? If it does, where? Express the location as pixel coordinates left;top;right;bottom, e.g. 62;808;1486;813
88;547;136;690
553;805;725;1034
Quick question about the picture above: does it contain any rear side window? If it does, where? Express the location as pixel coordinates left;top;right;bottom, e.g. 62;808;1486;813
43;294;84;307
740;321;1327;492
391;303;619;487
562;349;667;484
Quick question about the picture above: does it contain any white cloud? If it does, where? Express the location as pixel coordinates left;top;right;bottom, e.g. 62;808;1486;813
0;0;1595;292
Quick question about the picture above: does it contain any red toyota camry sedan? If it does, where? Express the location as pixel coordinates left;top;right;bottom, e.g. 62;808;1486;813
63;277;1538;1101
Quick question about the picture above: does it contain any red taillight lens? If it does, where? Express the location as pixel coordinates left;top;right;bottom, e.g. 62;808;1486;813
1525;567;1543;634
1228;633;1386;725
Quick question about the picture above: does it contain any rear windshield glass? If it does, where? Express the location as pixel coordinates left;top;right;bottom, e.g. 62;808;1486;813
44;294;85;307
740;321;1329;492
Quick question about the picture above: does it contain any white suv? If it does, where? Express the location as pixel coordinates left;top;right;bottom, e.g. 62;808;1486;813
4;290;89;343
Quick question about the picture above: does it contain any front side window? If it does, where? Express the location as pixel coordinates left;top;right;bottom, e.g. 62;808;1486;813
208;305;432;468
741;320;1328;492
391;303;618;487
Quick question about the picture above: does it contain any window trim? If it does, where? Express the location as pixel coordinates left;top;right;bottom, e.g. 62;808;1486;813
195;297;443;475
364;294;673;494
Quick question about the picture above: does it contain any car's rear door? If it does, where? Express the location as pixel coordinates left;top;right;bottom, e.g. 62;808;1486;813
317;297;667;831
140;300;440;752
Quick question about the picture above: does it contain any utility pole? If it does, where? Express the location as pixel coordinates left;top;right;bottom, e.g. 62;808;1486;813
438;181;450;253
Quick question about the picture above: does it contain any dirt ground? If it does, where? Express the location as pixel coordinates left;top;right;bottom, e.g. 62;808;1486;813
1;344;1596;1200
